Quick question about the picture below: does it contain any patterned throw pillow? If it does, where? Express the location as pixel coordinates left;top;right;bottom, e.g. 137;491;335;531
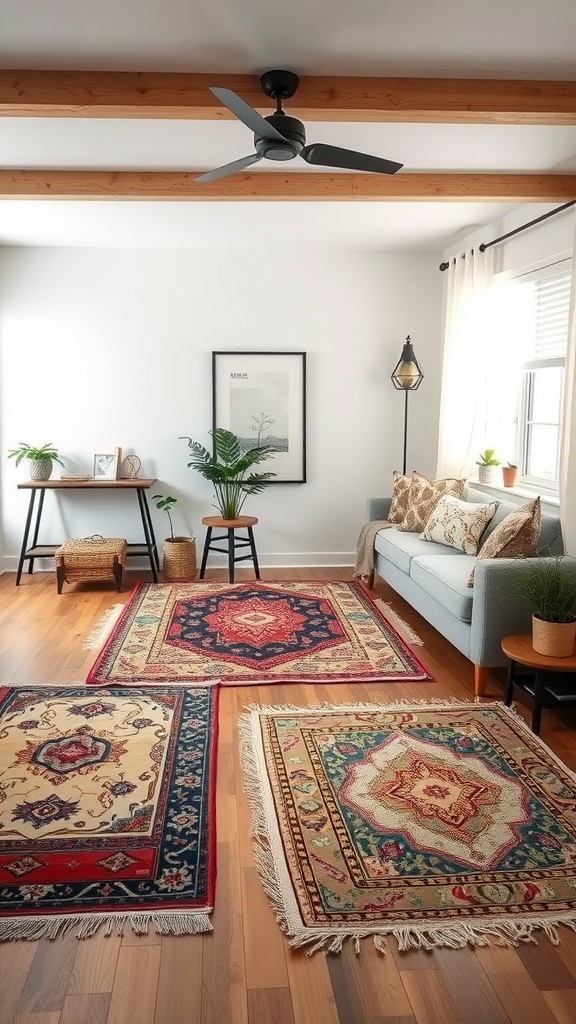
422;496;498;555
467;497;542;587
398;472;467;533
388;471;412;524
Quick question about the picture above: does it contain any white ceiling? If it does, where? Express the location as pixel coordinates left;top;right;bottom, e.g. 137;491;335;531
1;0;576;250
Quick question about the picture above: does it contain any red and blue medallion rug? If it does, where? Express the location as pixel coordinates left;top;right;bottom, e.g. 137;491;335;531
86;580;430;687
239;700;576;954
0;685;217;940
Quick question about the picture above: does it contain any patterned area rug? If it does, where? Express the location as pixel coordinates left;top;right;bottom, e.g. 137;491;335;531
86;581;430;686
239;700;576;953
0;685;217;939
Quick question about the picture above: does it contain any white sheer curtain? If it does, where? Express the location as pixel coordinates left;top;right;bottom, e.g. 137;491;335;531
436;247;496;479
559;231;576;556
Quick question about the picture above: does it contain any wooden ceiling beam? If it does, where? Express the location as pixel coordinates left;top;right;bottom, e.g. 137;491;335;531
1;170;575;202
1;70;576;124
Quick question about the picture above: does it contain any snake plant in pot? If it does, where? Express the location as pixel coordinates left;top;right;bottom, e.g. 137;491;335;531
152;493;197;581
511;555;576;657
179;428;276;519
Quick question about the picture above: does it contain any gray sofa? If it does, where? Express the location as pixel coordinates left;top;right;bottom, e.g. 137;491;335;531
367;487;567;696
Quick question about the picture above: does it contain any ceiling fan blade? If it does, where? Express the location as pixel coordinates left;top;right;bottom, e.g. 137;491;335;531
210;87;287;143
301;143;403;175
196;153;263;184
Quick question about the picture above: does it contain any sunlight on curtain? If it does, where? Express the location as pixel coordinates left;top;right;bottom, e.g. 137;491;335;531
436;248;497;478
559;229;576;555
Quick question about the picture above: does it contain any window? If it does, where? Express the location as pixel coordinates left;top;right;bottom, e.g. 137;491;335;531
488;261;571;492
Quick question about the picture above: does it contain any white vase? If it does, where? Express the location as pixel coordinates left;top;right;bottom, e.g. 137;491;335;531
478;465;495;484
27;457;53;481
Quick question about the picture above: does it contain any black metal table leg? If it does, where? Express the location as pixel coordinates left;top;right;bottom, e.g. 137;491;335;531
199;528;212;579
27;487;46;574
532;670;546;734
228;529;235;583
247;527;260;579
139;488;160;571
16;489;37;585
504;660;516;706
136;487;158;582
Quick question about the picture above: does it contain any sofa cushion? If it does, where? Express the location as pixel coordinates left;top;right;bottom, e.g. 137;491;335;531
468;497;542;586
422;495;498;554
375;527;463;575
388;471;412;524
398;472;466;533
410;555;476;623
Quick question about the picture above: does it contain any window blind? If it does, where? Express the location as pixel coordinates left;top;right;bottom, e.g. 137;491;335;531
529;271;572;361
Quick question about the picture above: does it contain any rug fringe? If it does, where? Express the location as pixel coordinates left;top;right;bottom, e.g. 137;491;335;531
83;604;125;650
374;600;424;646
0;910;213;942
240;698;507;715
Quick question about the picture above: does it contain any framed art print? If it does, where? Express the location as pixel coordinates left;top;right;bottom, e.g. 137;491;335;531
212;351;307;483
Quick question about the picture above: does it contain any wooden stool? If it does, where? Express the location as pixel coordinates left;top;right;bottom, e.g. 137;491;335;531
199;516;260;583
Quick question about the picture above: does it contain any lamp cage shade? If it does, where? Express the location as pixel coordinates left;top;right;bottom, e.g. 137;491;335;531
391;336;424;390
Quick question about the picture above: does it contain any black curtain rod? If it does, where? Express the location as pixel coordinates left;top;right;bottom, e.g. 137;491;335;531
438;198;576;272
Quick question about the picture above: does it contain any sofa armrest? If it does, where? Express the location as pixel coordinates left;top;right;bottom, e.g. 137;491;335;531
470;556;576;666
366;497;392;521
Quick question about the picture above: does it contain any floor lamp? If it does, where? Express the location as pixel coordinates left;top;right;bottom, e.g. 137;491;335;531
390;336;424;474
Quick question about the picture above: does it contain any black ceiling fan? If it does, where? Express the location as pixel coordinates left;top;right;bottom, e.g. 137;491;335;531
196;70;403;183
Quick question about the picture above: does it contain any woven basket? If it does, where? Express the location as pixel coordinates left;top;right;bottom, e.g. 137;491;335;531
55;536;127;584
162;537;197;582
532;615;576;658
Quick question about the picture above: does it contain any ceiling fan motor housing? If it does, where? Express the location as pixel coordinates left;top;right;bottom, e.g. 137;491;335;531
255;113;306;160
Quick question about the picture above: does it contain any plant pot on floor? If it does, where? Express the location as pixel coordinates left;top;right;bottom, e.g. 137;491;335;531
162;536;197;581
532;614;576;658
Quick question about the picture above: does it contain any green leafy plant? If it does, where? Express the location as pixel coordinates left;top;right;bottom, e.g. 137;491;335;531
476;449;500;467
179;428;276;519
511;556;576;623
152;494;178;539
7;442;64;467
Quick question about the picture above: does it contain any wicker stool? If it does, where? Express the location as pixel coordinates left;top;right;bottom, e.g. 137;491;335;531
199;516;260;583
55;536;127;593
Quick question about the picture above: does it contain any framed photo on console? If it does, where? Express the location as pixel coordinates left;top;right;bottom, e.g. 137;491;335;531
93;452;119;480
212;351;307;483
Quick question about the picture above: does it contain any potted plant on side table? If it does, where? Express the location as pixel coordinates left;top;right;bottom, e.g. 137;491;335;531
152;493;197;581
179;428;276;518
7;442;65;481
512;555;576;657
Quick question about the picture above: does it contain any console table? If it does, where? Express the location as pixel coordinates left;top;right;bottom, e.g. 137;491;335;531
16;479;160;585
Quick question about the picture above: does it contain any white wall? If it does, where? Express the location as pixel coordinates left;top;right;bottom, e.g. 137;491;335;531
0;247;442;571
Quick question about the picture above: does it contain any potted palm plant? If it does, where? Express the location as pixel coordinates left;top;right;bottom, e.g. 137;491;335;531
179;428;276;519
476;448;500;484
152;493;197;581
512;556;576;657
7;441;65;481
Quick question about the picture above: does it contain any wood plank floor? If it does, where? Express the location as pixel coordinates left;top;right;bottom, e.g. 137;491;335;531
2;566;576;1024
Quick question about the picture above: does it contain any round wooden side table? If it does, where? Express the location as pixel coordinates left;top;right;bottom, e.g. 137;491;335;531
501;633;576;734
199;515;260;583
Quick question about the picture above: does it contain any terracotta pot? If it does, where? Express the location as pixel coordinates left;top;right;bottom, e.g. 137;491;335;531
532;614;576;657
162;537;197;582
502;466;518;487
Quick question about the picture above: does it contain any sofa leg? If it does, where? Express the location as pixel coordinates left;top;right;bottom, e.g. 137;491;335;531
474;665;488;698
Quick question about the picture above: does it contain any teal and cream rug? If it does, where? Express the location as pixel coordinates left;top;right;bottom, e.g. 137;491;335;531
240;699;576;953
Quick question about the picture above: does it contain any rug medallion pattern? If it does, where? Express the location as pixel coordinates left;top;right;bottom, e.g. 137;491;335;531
0;686;217;939
87;581;429;686
240;700;576;952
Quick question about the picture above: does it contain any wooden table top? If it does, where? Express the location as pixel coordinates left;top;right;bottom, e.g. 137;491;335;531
201;515;258;528
18;478;157;489
501;633;576;671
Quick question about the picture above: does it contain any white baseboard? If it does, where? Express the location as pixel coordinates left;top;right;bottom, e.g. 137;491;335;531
1;553;355;574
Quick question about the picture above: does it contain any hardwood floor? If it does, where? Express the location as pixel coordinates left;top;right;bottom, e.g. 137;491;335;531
2;566;576;1024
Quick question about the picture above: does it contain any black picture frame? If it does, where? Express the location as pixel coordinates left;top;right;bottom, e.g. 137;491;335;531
212;351;307;484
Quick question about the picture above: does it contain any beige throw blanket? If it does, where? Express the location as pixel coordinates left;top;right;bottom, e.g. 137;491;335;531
353;520;394;581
